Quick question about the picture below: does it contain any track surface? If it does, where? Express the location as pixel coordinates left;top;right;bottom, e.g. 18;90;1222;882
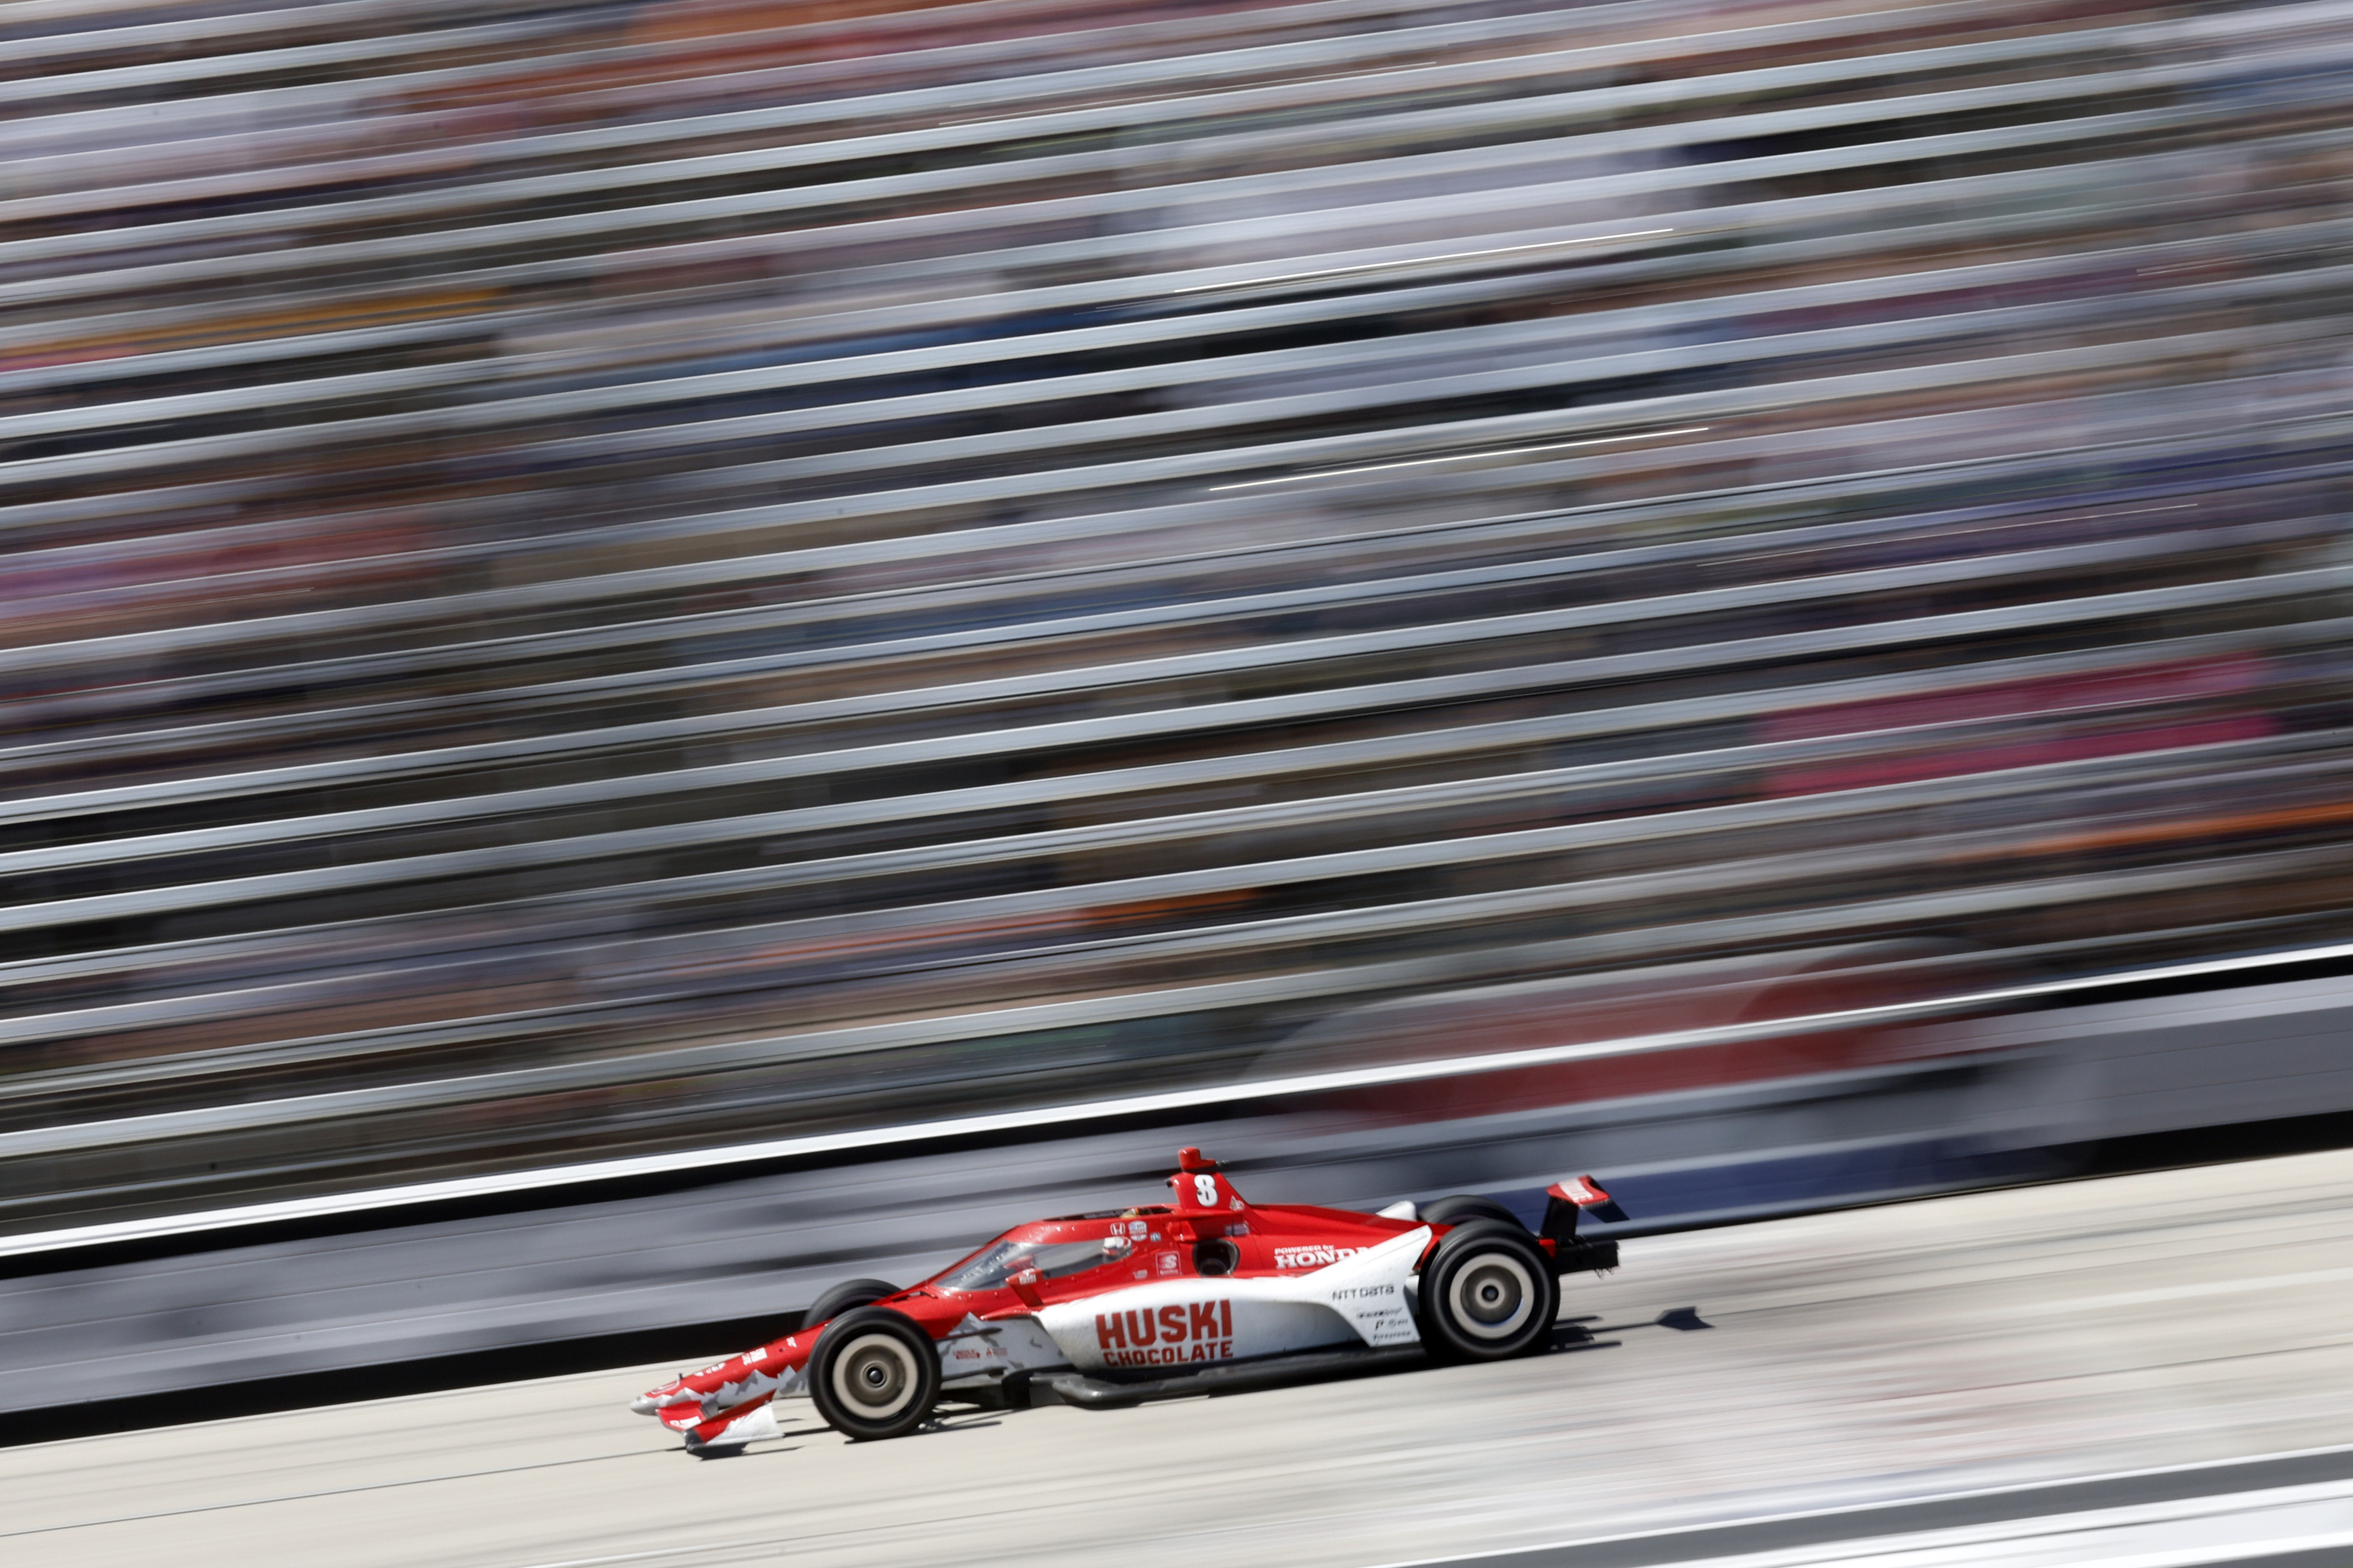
6;1149;2351;1568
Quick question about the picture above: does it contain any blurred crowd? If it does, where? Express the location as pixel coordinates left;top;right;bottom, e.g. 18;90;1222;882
4;0;2352;1228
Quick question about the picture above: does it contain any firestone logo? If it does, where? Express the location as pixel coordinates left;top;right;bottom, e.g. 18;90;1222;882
1273;1244;1362;1270
1095;1301;1235;1366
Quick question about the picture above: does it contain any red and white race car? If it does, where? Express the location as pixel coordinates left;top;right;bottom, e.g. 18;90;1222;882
633;1148;1625;1449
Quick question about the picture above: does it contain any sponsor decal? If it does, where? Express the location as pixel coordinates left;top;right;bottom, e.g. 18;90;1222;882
1273;1244;1364;1270
1129;1220;1147;1237
744;1346;767;1364
1093;1300;1236;1367
1156;1251;1180;1275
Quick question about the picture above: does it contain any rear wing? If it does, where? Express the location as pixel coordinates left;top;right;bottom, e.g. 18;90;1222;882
1541;1175;1628;1242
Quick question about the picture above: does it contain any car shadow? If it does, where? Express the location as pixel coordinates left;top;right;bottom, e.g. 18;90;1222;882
922;1411;1005;1436
1548;1322;1616;1353
1584;1306;1714;1336
1550;1305;1712;1351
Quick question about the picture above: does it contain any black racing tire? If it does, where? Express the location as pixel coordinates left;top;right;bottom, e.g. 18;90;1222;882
801;1277;899;1331
1419;1194;1525;1230
808;1307;939;1441
1419;1220;1558;1362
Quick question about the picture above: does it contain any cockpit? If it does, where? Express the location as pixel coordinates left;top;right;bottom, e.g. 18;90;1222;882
934;1223;1135;1293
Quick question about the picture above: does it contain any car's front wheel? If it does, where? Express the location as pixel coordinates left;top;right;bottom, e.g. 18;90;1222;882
808;1307;939;1441
801;1277;899;1330
1420;1221;1558;1361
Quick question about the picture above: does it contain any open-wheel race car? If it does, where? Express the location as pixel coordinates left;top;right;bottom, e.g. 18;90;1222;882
632;1148;1626;1450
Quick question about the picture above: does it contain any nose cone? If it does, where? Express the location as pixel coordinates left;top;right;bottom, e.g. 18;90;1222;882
631;1374;687;1416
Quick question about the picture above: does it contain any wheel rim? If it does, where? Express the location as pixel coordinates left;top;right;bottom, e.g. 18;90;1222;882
832;1333;919;1419
1448;1251;1537;1340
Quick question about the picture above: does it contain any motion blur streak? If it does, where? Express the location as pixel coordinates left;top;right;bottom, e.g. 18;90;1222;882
5;0;2353;1235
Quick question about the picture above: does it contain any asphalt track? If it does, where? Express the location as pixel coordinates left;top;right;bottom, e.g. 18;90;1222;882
5;1148;2352;1568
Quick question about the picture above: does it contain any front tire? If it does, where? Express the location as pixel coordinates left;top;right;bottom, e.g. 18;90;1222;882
1420;1220;1558;1361
802;1277;899;1330
808;1307;939;1441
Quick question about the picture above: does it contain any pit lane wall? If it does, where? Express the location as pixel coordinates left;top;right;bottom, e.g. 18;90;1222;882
6;971;2352;1420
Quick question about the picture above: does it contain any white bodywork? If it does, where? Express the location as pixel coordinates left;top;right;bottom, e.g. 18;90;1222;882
1029;1224;1430;1374
937;1312;1069;1389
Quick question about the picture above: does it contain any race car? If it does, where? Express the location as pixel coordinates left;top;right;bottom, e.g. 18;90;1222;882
632;1148;1626;1450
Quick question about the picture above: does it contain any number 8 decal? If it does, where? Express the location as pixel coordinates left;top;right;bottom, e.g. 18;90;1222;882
1194;1174;1218;1206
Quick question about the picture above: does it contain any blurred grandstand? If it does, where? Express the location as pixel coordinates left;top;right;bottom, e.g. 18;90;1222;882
5;0;2353;1237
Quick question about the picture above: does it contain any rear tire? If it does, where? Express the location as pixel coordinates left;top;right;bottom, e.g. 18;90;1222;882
1420;1194;1524;1229
809;1307;939;1441
1420;1220;1558;1362
801;1277;899;1330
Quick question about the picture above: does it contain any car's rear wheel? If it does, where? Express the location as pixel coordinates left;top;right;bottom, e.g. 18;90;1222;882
1419;1194;1524;1229
809;1307;939;1441
1420;1220;1558;1362
801;1277;899;1330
